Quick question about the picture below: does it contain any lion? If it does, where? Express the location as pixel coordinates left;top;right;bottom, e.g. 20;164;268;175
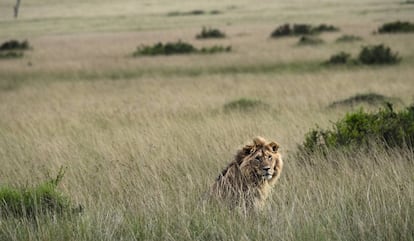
210;137;283;209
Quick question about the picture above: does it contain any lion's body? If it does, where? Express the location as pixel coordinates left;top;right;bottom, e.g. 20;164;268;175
211;137;283;209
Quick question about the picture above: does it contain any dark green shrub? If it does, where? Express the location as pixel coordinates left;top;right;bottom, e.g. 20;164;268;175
312;24;339;32
271;23;339;38
0;51;24;59
0;40;30;51
293;24;313;35
270;24;292;37
200;45;231;54
134;41;197;56
300;104;414;154
358;44;400;65
378;21;414;33
326;51;351;64
168;10;221;16
133;41;232;56
297;36;324;45
224;98;268;112
329;93;401;108
0;168;80;219
335;35;362;43
196;27;226;39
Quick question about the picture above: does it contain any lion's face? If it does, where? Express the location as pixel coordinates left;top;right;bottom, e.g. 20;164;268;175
239;137;282;182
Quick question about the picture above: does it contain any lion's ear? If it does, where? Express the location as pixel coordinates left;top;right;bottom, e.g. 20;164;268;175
253;136;266;146
268;142;279;152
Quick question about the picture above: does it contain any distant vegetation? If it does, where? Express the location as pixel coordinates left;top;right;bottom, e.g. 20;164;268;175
223;98;268;112
326;51;352;64
0;168;80;219
297;36;324;45
167;10;222;16
270;23;339;38
358;44;400;64
335;34;362;43
329;93;401;108
0;40;30;59
196;27;226;39
377;21;414;33
0;40;30;51
300;104;414;154
133;41;231;56
326;44;400;65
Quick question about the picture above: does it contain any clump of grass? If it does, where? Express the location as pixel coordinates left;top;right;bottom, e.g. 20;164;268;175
0;51;24;59
297;35;324;45
329;93;401;108
358;44;400;65
325;51;352;64
133;41;231;56
0;40;30;51
196;27;226;39
270;23;339;38
133;41;197;56
300;104;414;154
223;98;268;112
0;167;80;219
335;34;362;43
377;21;414;33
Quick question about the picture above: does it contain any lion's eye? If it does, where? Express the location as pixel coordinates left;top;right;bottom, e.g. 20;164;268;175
255;157;261;162
268;155;272;160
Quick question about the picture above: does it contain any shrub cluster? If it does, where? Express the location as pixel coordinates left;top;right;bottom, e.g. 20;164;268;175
300;104;414;154
329;93;401;108
378;21;414;33
196;27;226;39
134;41;197;56
0;40;29;51
326;44;400;65
0;168;80;219
270;23;339;38
0;40;30;59
335;34;362;43
133;41;231;56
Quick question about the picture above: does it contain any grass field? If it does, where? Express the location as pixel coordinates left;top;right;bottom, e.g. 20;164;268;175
1;0;414;240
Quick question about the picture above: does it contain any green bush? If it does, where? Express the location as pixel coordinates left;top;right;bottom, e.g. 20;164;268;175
326;51;351;64
196;27;226;39
329;93;401;108
133;41;231;56
0;40;30;51
270;23;339;38
378;21;414;33
0;51;23;59
335;34;362;43
133;41;197;56
0;167;80;219
223;98;268;112
358;44;400;65
300;104;414;154
297;36;324;45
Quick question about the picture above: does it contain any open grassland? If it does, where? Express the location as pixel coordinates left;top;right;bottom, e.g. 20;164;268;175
1;0;414;240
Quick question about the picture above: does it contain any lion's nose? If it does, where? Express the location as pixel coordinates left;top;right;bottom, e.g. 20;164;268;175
263;167;271;172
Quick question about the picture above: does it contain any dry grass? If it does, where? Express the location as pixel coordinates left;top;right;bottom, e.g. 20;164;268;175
1;0;414;240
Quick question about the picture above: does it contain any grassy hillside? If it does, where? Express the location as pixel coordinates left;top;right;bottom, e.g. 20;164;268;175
0;0;413;240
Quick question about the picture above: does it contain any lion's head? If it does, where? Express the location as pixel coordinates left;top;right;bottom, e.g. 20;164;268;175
236;137;283;184
212;137;283;208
